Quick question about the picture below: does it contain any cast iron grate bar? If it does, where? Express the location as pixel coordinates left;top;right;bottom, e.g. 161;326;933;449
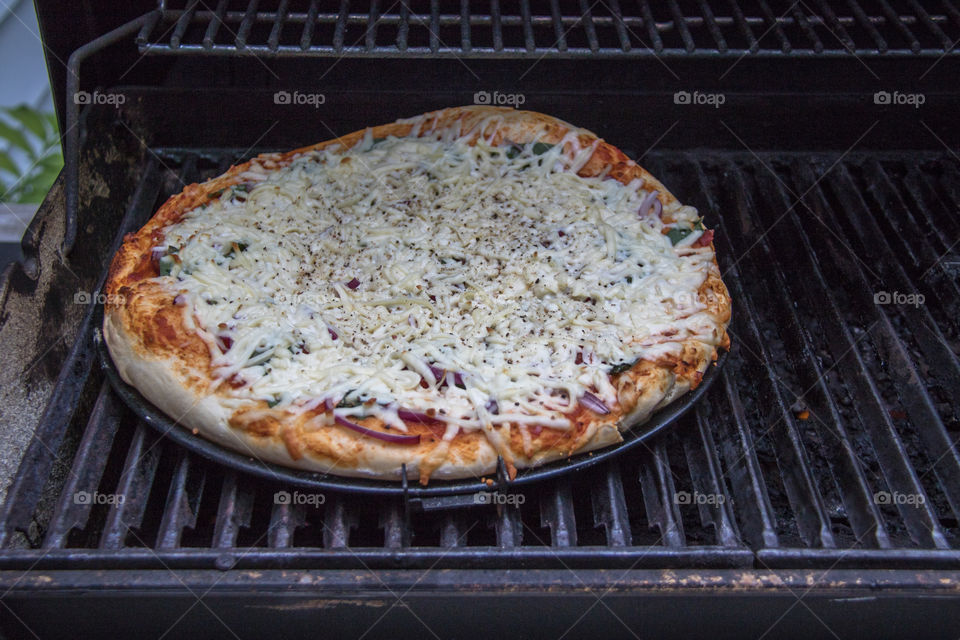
605;0;631;52
99;424;162;549
945;0;960;30
790;4;823;53
636;0;662;53
846;0;888;53
129;0;960;56
333;0;349;53
879;0;921;52
687;408;742;546
460;0;471;52
439;513;465;548
908;0;952;48
495;498;523;548
541;480;578;547
212;470;252;548
697;0;728;52
268;500;303;548
380;502;405;548
756;0;792;53
667;0;696;52
301;0;319;50
491;0;504;52
550;0;569;52
170;0;200;49
813;0;855;52
267;0;290;52
592;462;633;546
323;497;355;548
579;0;600;53
202;0;229;49
235;0;259;49
638;443;686;546
520;0;536;52
726;0;759;52
156;449;203;549
397;1;409;51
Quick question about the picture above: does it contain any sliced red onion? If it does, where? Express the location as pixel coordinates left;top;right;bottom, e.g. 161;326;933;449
328;327;338;341
346;277;361;290
324;397;336;411
397;408;444;425
428;365;465;388
334;414;420;445
485;399;500;415
215;334;234;353
581;391;611;415
638;190;662;219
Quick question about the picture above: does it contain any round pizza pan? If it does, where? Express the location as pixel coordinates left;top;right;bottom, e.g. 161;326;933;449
97;304;727;497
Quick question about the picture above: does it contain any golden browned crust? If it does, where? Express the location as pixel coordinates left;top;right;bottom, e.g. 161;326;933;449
103;105;731;483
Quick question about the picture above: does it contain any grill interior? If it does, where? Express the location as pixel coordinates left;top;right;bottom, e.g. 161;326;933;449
4;147;959;568
140;0;960;57
4;0;960;635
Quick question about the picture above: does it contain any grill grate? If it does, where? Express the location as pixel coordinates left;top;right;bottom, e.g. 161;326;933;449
134;0;960;57
2;149;959;570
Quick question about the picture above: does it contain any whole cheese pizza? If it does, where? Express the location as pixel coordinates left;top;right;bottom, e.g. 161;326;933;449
103;106;731;484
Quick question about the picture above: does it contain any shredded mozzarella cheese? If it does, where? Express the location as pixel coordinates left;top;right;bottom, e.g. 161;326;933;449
154;126;719;439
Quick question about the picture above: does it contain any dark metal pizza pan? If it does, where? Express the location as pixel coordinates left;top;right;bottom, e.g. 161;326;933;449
96;303;728;499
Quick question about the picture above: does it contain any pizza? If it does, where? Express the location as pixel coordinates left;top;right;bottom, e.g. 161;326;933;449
103;106;731;484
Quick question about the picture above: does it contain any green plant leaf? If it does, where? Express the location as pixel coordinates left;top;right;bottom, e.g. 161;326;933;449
0;109;64;203
38;151;63;171
0;120;34;155
0;150;17;176
532;142;554;155
4;106;48;139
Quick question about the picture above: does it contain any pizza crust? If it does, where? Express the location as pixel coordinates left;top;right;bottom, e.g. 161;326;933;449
103;105;731;483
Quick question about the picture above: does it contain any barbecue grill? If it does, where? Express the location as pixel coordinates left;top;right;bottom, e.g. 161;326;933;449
2;1;960;638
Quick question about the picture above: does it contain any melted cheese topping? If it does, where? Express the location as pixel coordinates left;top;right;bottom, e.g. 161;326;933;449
155;126;719;438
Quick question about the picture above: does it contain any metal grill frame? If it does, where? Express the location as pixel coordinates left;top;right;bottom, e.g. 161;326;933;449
142;0;960;58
